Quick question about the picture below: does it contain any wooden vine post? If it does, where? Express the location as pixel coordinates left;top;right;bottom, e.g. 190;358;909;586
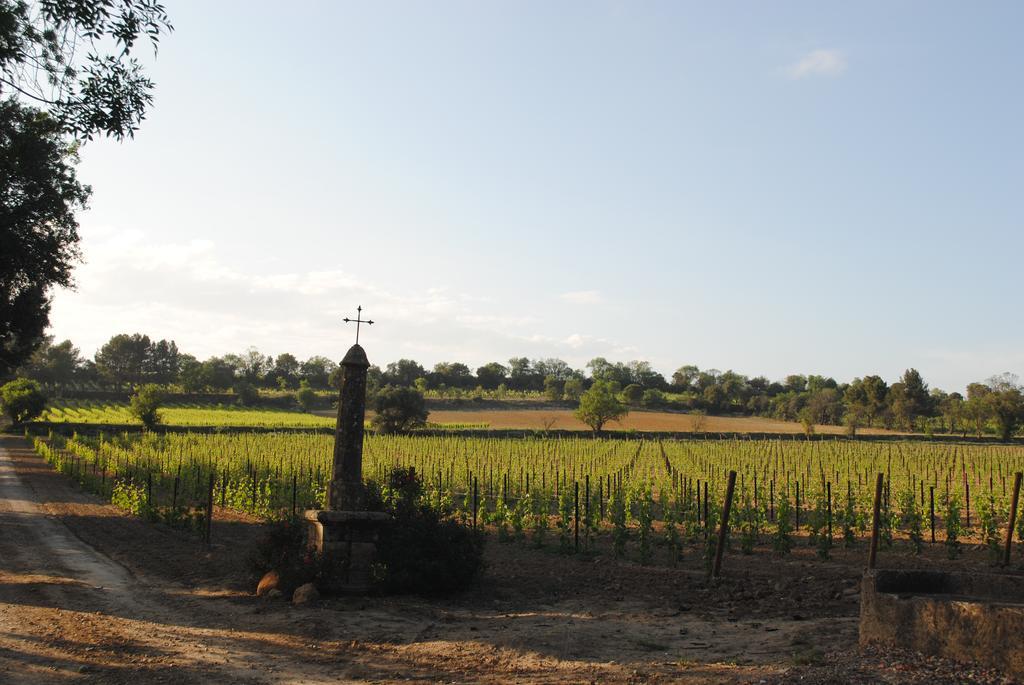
712;470;737;578
868;472;884;570
1004;472;1022;566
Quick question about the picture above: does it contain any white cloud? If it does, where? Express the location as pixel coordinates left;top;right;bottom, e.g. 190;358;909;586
559;290;603;305
787;49;847;79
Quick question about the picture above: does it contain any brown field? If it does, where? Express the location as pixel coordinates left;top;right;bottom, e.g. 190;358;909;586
421;408;902;435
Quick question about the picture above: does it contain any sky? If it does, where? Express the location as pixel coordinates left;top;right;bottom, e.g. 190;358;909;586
48;1;1024;393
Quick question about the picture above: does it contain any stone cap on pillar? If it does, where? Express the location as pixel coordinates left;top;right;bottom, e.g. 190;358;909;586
341;344;370;368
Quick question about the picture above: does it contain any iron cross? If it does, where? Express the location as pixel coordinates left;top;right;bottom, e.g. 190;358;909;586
343;306;374;344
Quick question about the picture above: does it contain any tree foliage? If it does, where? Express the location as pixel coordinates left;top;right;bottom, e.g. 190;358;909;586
574;380;628;432
1;0;173;141
0;99;89;374
128;382;163;429
0;376;46;423
371;386;428;434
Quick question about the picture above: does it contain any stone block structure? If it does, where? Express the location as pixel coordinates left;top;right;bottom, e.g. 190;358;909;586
860;568;1024;677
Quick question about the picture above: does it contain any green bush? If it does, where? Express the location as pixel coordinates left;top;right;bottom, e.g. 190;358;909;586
295;380;316;412
1;378;47;424
372;467;485;595
234;381;260;406
129;383;164;429
371;386;428;434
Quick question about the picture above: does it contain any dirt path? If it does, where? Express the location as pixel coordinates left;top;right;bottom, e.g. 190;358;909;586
0;435;1013;684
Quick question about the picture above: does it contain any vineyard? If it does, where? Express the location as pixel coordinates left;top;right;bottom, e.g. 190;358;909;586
32;431;1024;565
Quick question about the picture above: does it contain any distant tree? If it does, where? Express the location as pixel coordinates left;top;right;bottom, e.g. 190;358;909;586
805;388;843;425
231;347;272;385
148;339;180;384
533;358;578;382
234;381;259;406
270;353;300;389
562;377;584;402
372;386;428;434
95;333;152;386
574;380;628;433
1;378;46;424
702;384;727;413
622;383;644;405
383;359;426;387
887;369;931;431
178;355;205;392
299;356;337;389
543;375;564;401
17;337;84;385
295;380;316;412
963;383;993;437
430;362;473;389
641;388;664;409
984;373;1024;442
366;365;383;396
476;362;507;389
671;365;700;392
784;375;807;393
506;357;534;390
129;383;164;430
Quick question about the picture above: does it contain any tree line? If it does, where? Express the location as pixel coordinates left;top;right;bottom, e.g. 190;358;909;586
9;332;1024;439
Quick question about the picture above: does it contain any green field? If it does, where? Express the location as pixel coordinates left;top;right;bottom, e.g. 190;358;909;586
34;430;1024;564
40;400;334;428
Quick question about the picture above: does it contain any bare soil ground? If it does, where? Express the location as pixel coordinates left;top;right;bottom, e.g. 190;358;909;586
419;408;902;435
0;434;1014;684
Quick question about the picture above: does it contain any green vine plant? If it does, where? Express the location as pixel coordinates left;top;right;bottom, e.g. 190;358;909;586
944;493;963;559
899;487;923;555
774;492;793;555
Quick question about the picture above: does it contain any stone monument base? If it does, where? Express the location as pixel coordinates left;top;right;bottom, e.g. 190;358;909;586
304;509;390;593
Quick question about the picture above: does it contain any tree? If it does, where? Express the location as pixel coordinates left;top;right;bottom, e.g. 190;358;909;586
17;336;84;385
430;362;473;389
382;359;425;387
622;383;644;405
1;377;46;423
562;377;584;401
299;355;337;389
94;333;151;386
0;1;173;140
543;375;564;401
984;373;1024;442
269;353;300;389
371;386;428;434
1;100;90;374
0;2;172;374
671;365;700;392
574;380;628;433
129;383;163;429
476;362;507;389
295;380;316;412
148;339;180;384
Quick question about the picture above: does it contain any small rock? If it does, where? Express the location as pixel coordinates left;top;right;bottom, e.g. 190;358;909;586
265;589;283;600
292;583;320;605
256;570;281;597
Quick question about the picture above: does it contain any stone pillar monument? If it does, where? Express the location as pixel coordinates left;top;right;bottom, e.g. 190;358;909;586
304;308;388;593
328;343;370;510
